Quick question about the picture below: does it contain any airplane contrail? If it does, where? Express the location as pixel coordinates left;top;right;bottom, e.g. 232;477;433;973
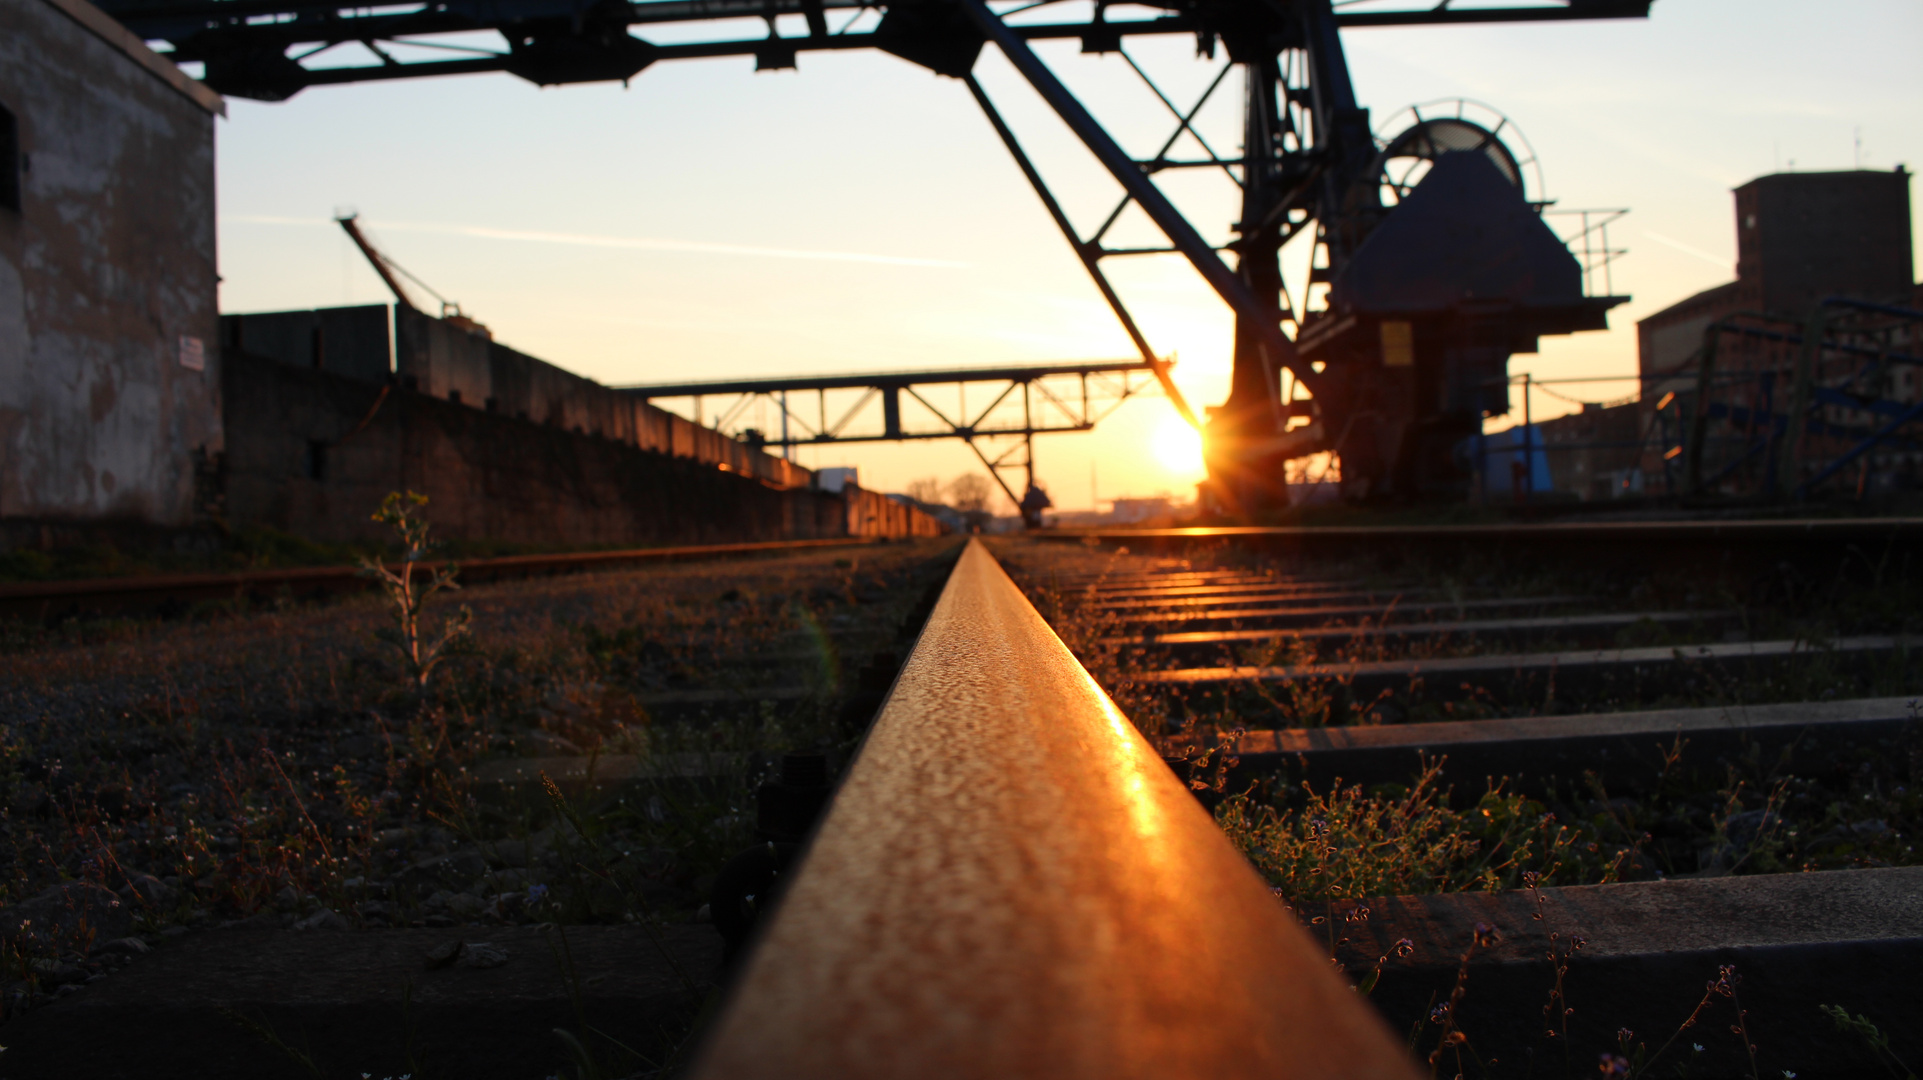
228;215;969;269
1642;230;1731;270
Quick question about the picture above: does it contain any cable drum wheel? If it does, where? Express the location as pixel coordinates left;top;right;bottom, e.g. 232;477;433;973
1369;99;1545;208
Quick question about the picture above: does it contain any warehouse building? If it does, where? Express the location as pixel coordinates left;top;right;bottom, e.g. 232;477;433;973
0;0;225;529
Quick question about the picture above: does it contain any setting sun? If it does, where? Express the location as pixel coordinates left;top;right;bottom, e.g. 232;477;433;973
1151;413;1206;477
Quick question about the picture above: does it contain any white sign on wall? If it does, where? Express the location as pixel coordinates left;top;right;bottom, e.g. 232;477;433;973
178;335;205;371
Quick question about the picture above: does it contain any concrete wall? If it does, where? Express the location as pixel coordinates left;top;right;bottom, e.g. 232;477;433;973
847;486;946;539
220;305;391;386
222;352;940;546
0;0;224;527
225;304;823;492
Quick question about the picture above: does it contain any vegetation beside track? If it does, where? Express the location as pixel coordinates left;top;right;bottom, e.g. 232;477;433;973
0;527;960;1073
995;535;1923;903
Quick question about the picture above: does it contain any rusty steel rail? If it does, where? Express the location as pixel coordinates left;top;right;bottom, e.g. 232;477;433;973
689;539;1417;1079
0;537;882;619
1040;517;1923;545
1037;516;1923;577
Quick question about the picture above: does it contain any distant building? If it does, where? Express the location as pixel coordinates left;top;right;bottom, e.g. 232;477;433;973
887;492;966;532
1634;168;1918;495
1641;170;1913;375
0;0;225;527
1108;496;1177;523
815;467;858;494
1537;402;1644;500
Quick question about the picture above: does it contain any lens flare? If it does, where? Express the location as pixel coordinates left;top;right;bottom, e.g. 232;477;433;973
1152;415;1206;476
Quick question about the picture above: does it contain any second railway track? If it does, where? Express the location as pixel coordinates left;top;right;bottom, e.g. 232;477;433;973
983;521;1921;1078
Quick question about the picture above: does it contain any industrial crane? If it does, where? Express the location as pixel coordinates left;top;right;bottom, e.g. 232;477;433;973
335;213;490;340
107;0;1651;512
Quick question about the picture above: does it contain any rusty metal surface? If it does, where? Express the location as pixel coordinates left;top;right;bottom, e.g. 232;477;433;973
1100;609;1733;648
689;538;1418;1079
1128;635;1907;686
1091;588;1431;611
1108;595;1587;628
1040;517;1923;544
1089;579;1365;599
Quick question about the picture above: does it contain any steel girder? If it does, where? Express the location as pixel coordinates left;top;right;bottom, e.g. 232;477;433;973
623;360;1163;524
100;0;1651;513
97;0;1652;102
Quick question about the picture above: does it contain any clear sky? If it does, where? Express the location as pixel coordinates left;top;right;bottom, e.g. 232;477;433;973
210;0;1923;513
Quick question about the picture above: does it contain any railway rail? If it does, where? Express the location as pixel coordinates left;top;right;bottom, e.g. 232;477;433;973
687;521;1921;1078
1039;517;1923;579
0;536;886;620
1;519;1917;1075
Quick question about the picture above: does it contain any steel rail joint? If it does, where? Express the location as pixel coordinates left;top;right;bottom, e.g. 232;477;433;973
688;539;1415;1079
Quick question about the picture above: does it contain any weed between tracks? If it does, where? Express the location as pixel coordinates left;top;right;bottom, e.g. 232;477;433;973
0;500;959;1074
998;537;1921;891
1192;722;1923;904
1212;757;1633;903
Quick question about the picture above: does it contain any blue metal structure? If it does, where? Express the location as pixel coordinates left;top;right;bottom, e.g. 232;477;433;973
1683;298;1923;500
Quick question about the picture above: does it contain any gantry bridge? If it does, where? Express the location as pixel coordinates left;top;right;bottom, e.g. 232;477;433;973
622;360;1166;522
100;0;1648;513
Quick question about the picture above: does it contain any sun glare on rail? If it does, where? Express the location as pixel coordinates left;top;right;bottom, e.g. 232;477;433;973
1152;414;1206;476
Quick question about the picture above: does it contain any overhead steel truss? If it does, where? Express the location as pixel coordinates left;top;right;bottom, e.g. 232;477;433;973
622;359;1165;522
99;0;1652;100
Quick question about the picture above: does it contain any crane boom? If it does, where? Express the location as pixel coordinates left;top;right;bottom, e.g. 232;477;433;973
336;213;423;312
334;213;490;338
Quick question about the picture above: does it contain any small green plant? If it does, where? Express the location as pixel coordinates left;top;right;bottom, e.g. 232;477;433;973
1215;757;1626;905
358;491;472;691
224;1008;325;1078
1820;1004;1917;1079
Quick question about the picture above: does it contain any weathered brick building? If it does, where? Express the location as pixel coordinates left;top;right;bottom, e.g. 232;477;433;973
0;0;225;527
1633;169;1918;496
1639;169;1914;388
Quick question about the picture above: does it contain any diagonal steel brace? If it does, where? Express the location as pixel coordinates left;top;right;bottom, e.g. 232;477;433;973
958;0;1312;402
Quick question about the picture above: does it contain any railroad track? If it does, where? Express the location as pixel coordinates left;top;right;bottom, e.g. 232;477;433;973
0;536;889;620
2;523;1915;1077
687;524;1917;1079
0;536;968;1077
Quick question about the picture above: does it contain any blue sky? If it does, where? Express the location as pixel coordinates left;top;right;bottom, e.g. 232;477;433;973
211;0;1923;510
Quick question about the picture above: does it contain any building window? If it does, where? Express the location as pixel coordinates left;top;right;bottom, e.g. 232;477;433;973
305;441;327;481
0;103;19;213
